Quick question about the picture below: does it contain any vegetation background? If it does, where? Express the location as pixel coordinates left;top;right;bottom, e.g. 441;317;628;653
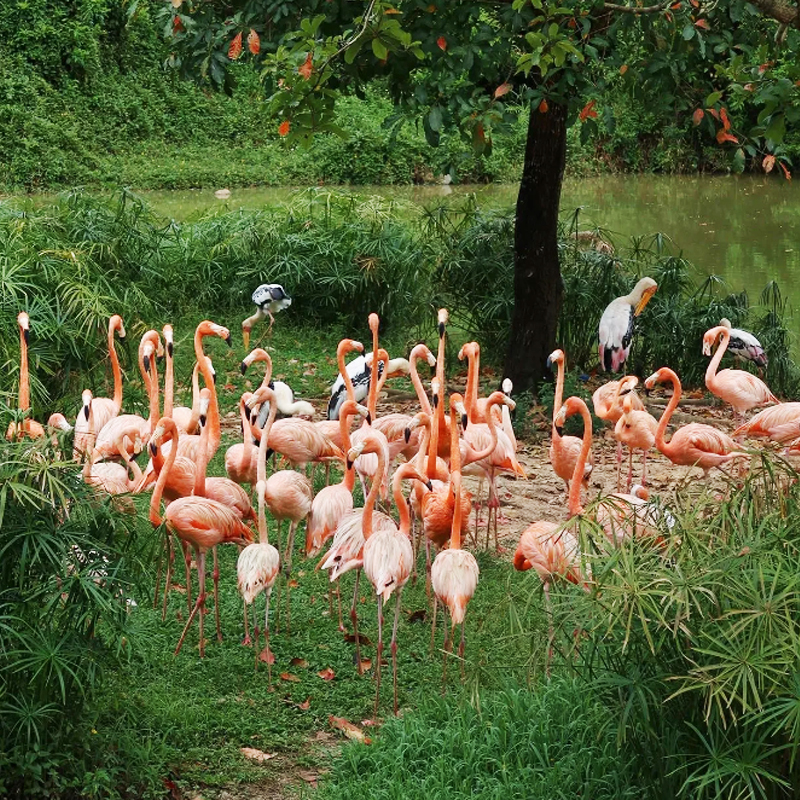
3;0;798;193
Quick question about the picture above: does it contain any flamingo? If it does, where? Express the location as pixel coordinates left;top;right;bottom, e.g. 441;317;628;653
459;342;502;425
556;396;673;548
514;394;589;668
719;318;768;370
242;283;292;348
613;391;658;490
431;396;479;683
224;393;259;490
702;325;778;421
6;311;45;441
319;441;397;673
148;417;254;657
162;324;198;435
73;314;125;456
237;384;281;680
732;402;800;444
644;367;748;477
598;277;657;372
316;338;365;450
91;329;160;460
363;456;430;718
547;349;593;496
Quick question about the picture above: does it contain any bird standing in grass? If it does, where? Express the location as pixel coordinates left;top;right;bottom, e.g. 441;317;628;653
242;284;292;349
598;277;657;373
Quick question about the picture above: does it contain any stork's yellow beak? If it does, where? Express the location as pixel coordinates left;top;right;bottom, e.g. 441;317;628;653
634;284;658;316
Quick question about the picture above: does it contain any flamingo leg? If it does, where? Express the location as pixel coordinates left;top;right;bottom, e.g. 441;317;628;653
615;441;623;493
284;520;298;634
627;447;634;492
161;531;174;622
336;582;344;632
374;595;384;721
175;549;206;657
212;546;222;642
243;601;251;647
198;551;207;657
351;571;362;673
391;591;402;715
425;537;432;600
182;540;192;614
264;589;273;688
154;533;164;610
544;581;553;678
442;621;452;691
458;621;466;681
430;593;438;656
641;450;648;487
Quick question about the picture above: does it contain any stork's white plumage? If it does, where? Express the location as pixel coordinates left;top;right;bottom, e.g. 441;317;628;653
719;318;768;368
242;284;292;348
326;354;410;420
254;380;315;429
598;277;657;373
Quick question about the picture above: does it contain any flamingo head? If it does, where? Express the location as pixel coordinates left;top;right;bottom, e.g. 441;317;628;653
437;308;449;337
502;377;514;396
546;349;564;369
17;311;30;343
458;341;479;362
702;326;727;356
163;324;174;357
81;389;93;421
111;314;126;340
450;393;468;430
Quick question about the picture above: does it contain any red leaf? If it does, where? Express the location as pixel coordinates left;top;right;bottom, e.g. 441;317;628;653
759;62;772;74
436;36;447;51
779;162;792;181
298;53;313;80
619;64;628;75
538;99;549;113
692;108;704;126
290;657;309;667
280;672;301;682
670;2;681;8
716;129;738;145
578;99;598;122
172;15;184;34
247;29;260;55
329;715;370;743
258;647;275;664
317;667;335;681
278;120;290;137
706;108;720;121
720;107;731;131
694;18;709;29
494;82;512;99
475;122;485;143
298;697;311;710
763;154;776;174
228;32;243;60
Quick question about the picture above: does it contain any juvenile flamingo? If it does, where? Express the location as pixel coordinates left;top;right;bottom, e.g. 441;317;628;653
237;385;281;680
613;391;658;490
148;417;254;657
73;314;125;455
431;396;479;683
363;456;430;718
702;325;778;421
6;312;45;441
644;367;748;477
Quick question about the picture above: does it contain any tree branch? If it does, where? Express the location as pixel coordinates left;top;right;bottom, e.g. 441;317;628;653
744;0;799;27
603;0;672;13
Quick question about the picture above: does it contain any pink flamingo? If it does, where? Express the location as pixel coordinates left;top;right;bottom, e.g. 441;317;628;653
148;417;254;657
363;457;430;718
316;339;365;454
6;312;45;441
224;392;259;490
163;324;200;435
644;367;748;477
613;390;658;490
733;402;800;444
702;325;778;420
237;384;281;681
548;349;594;496
73;314;125;455
431;396;479;683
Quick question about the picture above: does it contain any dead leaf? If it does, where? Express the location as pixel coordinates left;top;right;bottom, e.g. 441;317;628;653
290;657;309;668
359;658;373;671
329;715;370;743
299;771;320;788
240;747;276;763
288;579;299;588
318;667;335;681
280;672;301;682
298;697;311;710
259;647;275;664
343;632;373;646
406;609;427;623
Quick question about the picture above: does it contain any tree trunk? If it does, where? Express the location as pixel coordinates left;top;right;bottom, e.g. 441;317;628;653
504;100;567;396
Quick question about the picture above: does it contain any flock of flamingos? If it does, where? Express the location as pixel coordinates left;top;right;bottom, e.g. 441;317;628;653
5;275;799;717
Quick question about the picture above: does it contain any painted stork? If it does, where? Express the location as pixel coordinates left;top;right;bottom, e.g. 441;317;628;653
598;277;658;373
719;318;768;370
242;284;292;348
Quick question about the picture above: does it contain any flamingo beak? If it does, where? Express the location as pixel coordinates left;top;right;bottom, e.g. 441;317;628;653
365;412;372;425
150;441;158;457
240;361;248;375
555;424;564;437
167;342;173;358
143;354;150;374
199;413;207;427
404;427;411;444
83;405;90;421
438;321;446;337
23;329;30;344
461;413;468;430
225;333;232;348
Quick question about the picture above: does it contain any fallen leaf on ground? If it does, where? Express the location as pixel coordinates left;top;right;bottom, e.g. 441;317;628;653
299;771;320;787
259;647;275;664
240;747;277;763
329;715;371;743
290;657;309;667
406;609;426;623
288;579;299;588
280;672;301;682
359;658;373;671
343;632;373;646
298;697;311;710
317;667;335;681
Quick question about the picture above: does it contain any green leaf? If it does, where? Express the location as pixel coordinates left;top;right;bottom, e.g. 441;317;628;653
428;105;443;132
371;38;388;60
765;114;786;146
705;91;722;106
732;148;745;173
682;24;695;40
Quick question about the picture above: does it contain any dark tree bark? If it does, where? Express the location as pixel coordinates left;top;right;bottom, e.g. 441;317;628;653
504;100;568;396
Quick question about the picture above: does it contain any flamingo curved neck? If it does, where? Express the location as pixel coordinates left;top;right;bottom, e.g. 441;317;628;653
18;323;29;411
337;343;358;404
567;400;593;517
163;341;175;418
109;318;123;413
339;406;358;491
448;402;463;551
654;369;682;453
362;438;386;541
553;357;565;435
194;326;221;457
150;421;178;527
464;347;480;422
705;328;729;389
393;468;413;535
409;347;433;416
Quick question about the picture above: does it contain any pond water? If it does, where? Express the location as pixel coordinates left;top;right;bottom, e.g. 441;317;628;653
139;174;800;320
